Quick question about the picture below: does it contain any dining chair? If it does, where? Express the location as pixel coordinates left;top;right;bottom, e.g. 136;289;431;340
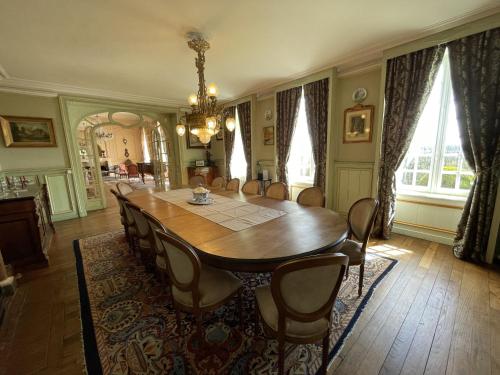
116;194;136;253
142;210;170;284
255;253;348;375
297;187;325;207
155;230;243;338
189;175;206;187
328;198;379;296
211;176;225;189
242;180;260;195
125;201;154;270
127;163;140;180
110;188;127;232
265;182;289;200
225;178;240;192
118;163;128;179
116;181;134;196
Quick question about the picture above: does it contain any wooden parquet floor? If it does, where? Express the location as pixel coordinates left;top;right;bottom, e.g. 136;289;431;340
0;189;499;375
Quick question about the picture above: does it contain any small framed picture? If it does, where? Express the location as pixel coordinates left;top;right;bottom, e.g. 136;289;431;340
264;109;273;121
186;132;210;149
216;131;223;141
343;105;374;143
263;126;274;145
1;116;57;147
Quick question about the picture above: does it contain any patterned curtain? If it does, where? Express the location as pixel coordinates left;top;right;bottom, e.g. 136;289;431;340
224;106;236;181
448;28;500;262
237;101;252;181
276;86;302;186
373;45;446;239
304;78;329;191
142;127;154;163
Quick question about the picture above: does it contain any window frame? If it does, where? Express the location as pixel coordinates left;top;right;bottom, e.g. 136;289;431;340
397;50;473;198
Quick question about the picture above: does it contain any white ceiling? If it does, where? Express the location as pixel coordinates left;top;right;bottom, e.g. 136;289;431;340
0;0;498;105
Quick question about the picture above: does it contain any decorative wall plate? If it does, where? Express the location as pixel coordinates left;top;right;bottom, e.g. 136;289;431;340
352;88;367;103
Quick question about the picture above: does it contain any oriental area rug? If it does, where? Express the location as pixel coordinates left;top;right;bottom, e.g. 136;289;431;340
74;230;397;375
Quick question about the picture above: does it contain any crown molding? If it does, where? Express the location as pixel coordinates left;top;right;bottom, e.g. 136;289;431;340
229;5;500;100
0;76;186;107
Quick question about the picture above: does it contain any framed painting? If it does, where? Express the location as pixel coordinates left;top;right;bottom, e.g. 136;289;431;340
343;105;374;143
263;126;274;145
186;132;210;149
1;116;57;147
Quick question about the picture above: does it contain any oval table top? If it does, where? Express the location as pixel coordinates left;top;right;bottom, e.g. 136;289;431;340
127;188;348;272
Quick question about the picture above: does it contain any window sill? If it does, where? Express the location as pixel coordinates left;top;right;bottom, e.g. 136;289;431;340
397;190;467;208
290;181;314;188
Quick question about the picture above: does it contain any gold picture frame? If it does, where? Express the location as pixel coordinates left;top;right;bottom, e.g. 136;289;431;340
1;116;57;147
343;104;374;143
263;126;274;145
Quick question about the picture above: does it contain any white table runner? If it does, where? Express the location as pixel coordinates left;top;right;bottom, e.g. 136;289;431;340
153;189;287;231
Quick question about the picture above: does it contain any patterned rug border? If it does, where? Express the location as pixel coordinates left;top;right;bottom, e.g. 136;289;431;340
73;235;398;375
325;254;398;370
74;239;104;375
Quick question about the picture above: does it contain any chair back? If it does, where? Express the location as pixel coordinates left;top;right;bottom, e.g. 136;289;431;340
117;195;134;225
211;176;225;189
155;230;201;293
265;182;288;200
116;182;134;196
242;180;260;195
125;202;150;238
127;163;139;177
110;189;123;215
226;178;240;192
348;198;379;247
271;254;348;324
297;187;325;207
143;211;168;256
189;175;206;187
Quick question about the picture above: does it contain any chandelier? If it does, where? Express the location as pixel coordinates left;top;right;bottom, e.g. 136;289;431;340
175;33;236;145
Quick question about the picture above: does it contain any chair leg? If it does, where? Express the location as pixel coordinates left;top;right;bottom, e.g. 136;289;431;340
174;303;182;334
196;312;203;341
345;265;349;280
358;263;364;296
321;330;330;375
255;302;260;336
237;289;244;328
278;336;285;375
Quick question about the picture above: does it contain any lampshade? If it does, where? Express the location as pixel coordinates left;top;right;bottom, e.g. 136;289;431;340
206;117;217;130
207;83;218;97
176;123;186;136
188;94;198;106
225;117;236;132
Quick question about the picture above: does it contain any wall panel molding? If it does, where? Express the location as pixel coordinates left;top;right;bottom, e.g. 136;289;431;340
333;161;374;215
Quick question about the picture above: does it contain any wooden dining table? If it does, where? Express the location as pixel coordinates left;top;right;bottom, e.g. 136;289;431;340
127;188;348;272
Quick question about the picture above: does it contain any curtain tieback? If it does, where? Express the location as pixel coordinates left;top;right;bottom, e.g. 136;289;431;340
475;161;500;177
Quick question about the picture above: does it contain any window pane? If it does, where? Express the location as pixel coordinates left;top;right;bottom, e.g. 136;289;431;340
441;174;456;188
416;172;429;186
459;175;474;190
402;172;413;185
443;155;458;171
287;93;315;184
404;157;415;169
230;109;248;183
417;156;431;170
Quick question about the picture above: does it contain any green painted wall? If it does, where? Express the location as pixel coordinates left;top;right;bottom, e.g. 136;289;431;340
0;92;69;170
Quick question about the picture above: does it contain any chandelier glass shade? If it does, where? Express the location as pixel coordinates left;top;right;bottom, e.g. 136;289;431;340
176;35;235;145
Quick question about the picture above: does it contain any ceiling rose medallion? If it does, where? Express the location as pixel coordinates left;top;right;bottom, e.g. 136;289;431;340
176;33;235;146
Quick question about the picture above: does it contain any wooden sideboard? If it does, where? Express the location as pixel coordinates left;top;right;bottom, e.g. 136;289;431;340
187;166;219;186
0;186;53;268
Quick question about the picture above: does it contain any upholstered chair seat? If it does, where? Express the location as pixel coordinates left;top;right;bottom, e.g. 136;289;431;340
172;265;242;308
255;286;329;339
329;239;364;264
127;226;137;237
142;211;170;284
156;255;167;270
126;201;155;269
139;238;152;249
156;230;244;336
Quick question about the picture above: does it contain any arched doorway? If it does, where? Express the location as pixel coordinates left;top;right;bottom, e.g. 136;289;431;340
76;111;172;211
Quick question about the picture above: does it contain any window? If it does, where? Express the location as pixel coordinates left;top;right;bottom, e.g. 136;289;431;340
397;50;473;197
287;92;315;184
230;108;247;183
